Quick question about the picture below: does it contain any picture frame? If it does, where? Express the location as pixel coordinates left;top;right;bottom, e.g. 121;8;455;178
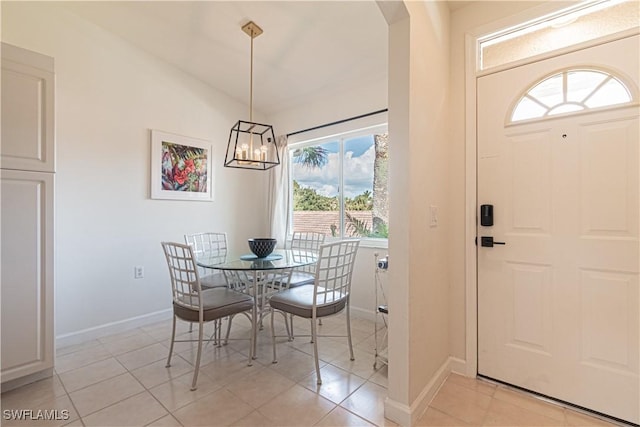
150;130;214;201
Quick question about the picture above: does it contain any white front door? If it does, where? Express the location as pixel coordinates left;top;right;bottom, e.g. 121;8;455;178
478;35;639;424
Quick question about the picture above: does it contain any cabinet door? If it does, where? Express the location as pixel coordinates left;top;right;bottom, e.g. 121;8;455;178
1;170;54;382
1;43;55;172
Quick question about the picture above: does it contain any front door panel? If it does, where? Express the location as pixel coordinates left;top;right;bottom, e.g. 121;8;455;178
477;35;639;424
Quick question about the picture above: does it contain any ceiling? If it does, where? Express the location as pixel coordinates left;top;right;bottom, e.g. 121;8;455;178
447;1;473;11
60;1;473;116
61;1;390;117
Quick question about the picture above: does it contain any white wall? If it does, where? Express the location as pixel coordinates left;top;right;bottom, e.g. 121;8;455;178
405;0;451;408
270;76;388;137
448;0;569;366
383;4;412;415
2;2;269;341
380;1;452;424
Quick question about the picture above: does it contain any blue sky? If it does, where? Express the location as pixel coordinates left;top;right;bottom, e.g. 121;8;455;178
292;135;375;198
319;136;372;156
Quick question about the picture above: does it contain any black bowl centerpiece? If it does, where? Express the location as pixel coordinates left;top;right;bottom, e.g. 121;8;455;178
248;238;277;258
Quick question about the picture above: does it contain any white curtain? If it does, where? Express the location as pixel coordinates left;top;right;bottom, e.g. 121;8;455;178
268;135;290;246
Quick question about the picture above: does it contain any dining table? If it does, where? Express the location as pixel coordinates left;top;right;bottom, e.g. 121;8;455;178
195;248;318;361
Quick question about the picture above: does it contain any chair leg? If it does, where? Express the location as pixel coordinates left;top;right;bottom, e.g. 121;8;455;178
310;318;321;342
280;312;292;341
288;313;295;341
251;273;259;360
216;319;222;347
309;318;315;343
311;316;322;385
271;309;278;364
224;314;234;345
249;302;257;366
346;304;355;361
165;315;177;368
191;320;205;391
259;282;267;331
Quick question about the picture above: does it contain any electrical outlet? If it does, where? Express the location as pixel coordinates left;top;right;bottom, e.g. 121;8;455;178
134;265;144;279
430;205;438;227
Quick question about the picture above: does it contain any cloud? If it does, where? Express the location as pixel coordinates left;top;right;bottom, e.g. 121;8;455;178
293;145;375;198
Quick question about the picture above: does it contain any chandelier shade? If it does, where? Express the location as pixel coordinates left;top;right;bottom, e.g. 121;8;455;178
224;21;279;171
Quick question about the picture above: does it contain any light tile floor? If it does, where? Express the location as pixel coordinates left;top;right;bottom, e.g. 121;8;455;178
1;313;621;426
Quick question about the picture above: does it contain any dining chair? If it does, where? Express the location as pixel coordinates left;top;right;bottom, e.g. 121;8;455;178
184;232;229;289
269;239;360;385
161;242;255;391
184;232;232;338
287;231;326;287
272;232;326;338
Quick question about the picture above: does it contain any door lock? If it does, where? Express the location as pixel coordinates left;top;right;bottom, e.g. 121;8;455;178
481;236;506;247
480;204;494;226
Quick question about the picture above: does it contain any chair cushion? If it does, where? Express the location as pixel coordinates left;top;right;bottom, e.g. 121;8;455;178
277;271;315;288
174;288;253;322
269;285;347;319
200;272;228;289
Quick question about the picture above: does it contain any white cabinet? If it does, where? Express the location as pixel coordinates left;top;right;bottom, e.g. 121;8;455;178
1;43;55;387
1;171;54;383
1;43;55;173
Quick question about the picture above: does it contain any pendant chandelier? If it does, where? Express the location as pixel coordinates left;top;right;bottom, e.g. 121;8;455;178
224;21;279;171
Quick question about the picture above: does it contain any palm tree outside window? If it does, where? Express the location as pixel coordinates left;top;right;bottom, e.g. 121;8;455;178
289;126;389;241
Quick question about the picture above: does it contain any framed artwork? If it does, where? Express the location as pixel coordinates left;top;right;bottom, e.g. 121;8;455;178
150;130;214;201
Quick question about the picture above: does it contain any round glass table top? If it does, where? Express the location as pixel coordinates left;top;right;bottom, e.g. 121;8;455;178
196;249;317;271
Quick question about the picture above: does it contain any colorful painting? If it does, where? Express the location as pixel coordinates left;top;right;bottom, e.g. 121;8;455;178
161;141;208;192
151;130;214;201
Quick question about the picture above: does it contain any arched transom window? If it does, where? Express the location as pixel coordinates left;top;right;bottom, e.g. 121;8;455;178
510;68;634;123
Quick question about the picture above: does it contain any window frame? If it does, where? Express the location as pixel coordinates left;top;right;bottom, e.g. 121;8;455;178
506;66;638;126
477;0;639;72
288;123;389;249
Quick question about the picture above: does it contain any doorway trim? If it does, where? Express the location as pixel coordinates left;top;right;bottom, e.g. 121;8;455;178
463;2;640;379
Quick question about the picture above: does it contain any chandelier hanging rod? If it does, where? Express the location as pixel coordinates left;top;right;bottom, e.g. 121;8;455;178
224;20;279;171
242;21;262;123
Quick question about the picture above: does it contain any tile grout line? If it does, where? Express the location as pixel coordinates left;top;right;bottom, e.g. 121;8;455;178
314;405;376;427
71;380;145;421
73;338;189;425
124;349;175;422
59;356;129;395
52;372;86;427
49;317;387;426
63;327;189;423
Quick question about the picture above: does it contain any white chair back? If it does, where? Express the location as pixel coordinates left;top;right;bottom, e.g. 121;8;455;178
291;231;325;274
185;232;228;281
161;242;202;311
291;231;325;251
313;240;360;306
184;232;228;258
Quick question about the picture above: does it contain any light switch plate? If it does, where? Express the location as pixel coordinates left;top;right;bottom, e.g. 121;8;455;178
430;205;438;227
134;266;144;279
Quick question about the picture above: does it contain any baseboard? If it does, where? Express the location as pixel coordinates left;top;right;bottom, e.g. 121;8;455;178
55;308;173;349
1;368;53;393
384;397;413;427
450;356;467;375
56;306;374;349
384;356;454;426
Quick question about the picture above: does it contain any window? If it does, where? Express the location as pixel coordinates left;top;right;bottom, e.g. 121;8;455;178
479;0;639;70
289;125;389;242
510;68;634;123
